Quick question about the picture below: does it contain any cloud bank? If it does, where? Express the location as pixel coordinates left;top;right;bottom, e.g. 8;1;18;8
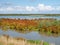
0;3;60;13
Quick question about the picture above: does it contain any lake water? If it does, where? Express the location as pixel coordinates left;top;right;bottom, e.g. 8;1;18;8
0;16;60;20
0;16;60;45
0;30;60;45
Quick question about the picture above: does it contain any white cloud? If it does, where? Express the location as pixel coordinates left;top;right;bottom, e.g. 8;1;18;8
14;6;25;11
56;6;60;11
38;4;55;11
0;8;3;11
0;7;14;11
6;7;14;11
25;6;35;11
0;3;60;12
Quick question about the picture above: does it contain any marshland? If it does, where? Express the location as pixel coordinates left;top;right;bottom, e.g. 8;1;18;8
0;14;60;45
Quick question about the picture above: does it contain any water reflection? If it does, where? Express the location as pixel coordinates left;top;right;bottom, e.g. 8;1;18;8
0;16;60;20
39;32;60;37
14;30;60;37
0;29;60;37
0;30;60;45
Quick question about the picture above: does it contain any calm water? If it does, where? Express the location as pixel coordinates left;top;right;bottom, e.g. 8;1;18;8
0;16;60;20
0;16;60;45
0;30;60;45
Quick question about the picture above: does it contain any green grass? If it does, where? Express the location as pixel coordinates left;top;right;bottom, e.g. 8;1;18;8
27;40;49;45
0;42;3;45
27;40;36;43
43;42;49;45
27;40;40;43
9;43;14;45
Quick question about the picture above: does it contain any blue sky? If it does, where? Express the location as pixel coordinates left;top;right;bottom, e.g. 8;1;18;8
0;0;60;14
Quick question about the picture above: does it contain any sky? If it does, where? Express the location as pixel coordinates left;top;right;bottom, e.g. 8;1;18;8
0;0;60;14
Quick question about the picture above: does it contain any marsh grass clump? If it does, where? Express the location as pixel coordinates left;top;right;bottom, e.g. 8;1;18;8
27;40;49;45
43;42;49;45
0;18;60;36
0;35;50;45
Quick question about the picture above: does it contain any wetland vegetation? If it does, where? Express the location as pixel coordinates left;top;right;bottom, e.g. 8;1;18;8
0;18;60;36
0;14;60;16
0;14;60;45
0;35;50;45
